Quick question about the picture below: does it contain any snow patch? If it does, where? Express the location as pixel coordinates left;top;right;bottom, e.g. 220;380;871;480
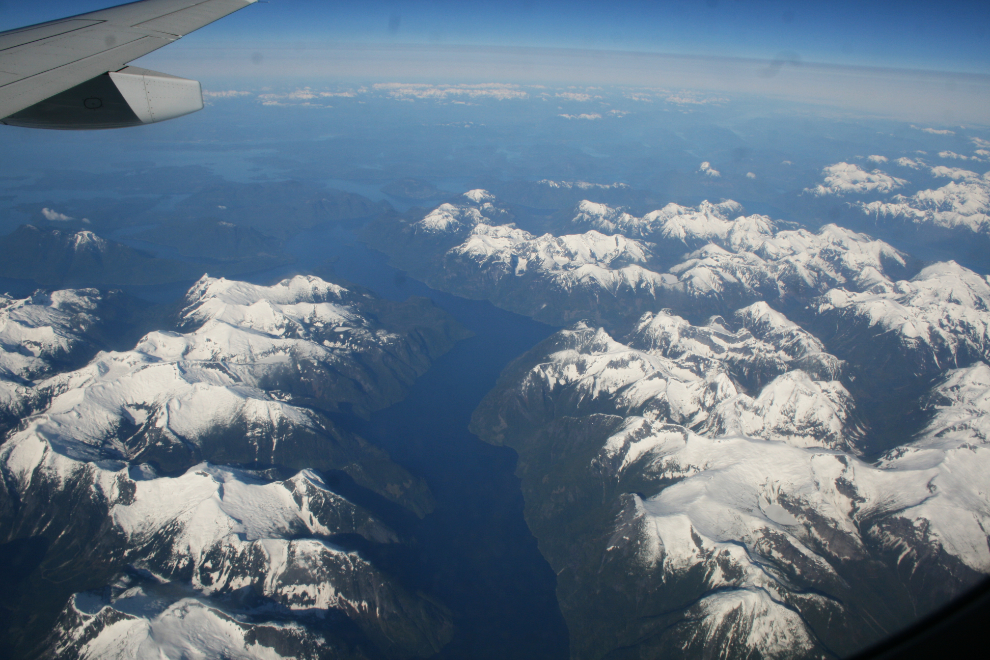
806;162;906;196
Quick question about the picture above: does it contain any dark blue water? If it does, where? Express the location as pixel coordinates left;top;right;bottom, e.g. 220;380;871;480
343;302;567;659
274;226;569;658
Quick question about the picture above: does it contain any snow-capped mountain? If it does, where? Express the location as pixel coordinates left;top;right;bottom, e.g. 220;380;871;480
0;225;210;287
570;198;744;244
449;225;653;275
48;580;335;660
661;220;909;308
0;274;466;659
812;260;990;378
796;156;990;259
2;339;430;511
33;464;450;659
567;197;908;288
0;288;104;382
872;362;990;575
566;199;911;303
411;189;511;235
537;180;630;191
1;274;468;513
173;274;467;418
805;162;907;196
377;188;990;659
10;183;980;659
0;288;136;436
369;188;990;656
368;191;915;326
490;309;856;453
860;168;990;235
410;218;669;325
440;224;664;312
629;302;842;387
470;312;990;660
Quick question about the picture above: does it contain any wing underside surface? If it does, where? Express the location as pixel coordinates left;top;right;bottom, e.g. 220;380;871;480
0;0;254;122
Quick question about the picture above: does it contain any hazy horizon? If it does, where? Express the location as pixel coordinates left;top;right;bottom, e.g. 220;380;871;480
3;1;988;125
133;42;990;126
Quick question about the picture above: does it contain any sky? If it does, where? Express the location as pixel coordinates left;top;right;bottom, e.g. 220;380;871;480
2;0;989;74
1;1;988;124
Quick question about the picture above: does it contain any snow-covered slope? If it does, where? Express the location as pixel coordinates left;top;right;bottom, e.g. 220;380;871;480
873;362;990;572
860;168;990;235
172;274;465;417
489;306;857;480
448;224;660;293
0;288;128;437
431;223;670;324
0;275;465;659
663;222;908;304
410;189;511;235
567;199;907;292
570;199;745;244
806;162;907;196
0;274;463;443
0;288;104;382
538;180;629;191
3;276;440;512
813;261;990;377
6;438;447;658
362;186;990;659
504;312;857;453
471;314;990;660
630;302;841;385
50;587;327;660
369;191;913;325
26;463;449;659
452;224;653;274
36;463;451;659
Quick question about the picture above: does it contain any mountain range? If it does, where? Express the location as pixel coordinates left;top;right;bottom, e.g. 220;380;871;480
0;271;468;659
366;189;990;659
4;182;990;659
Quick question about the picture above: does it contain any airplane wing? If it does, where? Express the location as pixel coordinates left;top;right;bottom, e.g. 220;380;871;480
0;0;256;129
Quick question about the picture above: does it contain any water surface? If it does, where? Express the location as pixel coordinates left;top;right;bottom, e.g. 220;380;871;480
283;225;570;659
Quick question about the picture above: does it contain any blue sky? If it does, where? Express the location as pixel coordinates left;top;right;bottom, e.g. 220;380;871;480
2;0;989;74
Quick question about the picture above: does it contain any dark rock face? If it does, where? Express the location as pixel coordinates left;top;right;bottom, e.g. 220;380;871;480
0;275;467;659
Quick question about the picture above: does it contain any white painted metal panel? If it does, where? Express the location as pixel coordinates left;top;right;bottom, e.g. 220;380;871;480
77;0;231;27
0;0;255;121
0;36;170;120
110;66;203;123
0;28;151;78
0;19;104;52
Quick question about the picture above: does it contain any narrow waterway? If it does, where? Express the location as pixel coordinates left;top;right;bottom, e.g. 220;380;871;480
277;225;570;658
0;214;571;656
